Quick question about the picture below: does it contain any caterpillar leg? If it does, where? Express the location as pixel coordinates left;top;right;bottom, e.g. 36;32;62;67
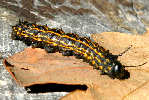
23;38;34;46
44;46;57;53
74;54;83;59
31;42;39;48
62;50;73;56
31;41;44;48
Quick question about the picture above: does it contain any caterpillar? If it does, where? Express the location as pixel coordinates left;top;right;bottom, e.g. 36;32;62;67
11;21;129;79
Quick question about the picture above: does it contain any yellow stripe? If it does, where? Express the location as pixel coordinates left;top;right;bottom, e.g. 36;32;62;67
16;25;108;67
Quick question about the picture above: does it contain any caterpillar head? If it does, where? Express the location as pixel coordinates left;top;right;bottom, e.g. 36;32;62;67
108;62;130;79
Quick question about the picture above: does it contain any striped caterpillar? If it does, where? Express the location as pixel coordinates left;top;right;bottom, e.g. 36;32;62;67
11;21;129;79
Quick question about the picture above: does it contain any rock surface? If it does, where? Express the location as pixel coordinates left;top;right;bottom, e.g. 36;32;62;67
1;0;149;100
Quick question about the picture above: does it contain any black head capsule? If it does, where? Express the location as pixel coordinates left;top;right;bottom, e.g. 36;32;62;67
107;62;130;79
